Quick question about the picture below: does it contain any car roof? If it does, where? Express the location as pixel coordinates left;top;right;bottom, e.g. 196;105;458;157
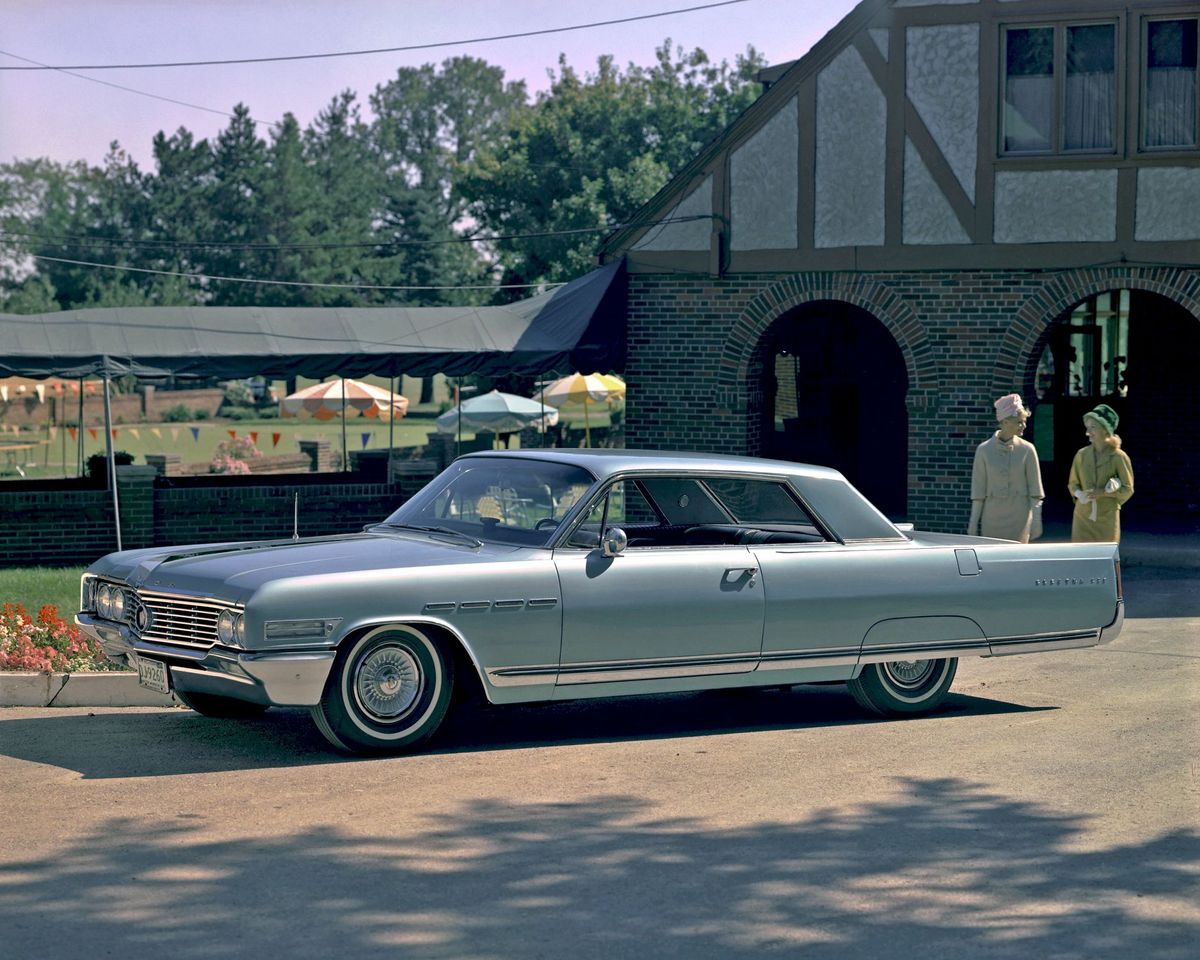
464;448;846;483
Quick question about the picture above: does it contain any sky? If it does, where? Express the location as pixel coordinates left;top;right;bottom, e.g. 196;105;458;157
0;0;856;170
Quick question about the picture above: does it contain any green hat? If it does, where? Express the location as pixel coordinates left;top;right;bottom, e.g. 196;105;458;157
1084;403;1119;435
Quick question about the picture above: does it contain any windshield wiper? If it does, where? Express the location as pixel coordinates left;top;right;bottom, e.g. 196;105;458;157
379;522;483;547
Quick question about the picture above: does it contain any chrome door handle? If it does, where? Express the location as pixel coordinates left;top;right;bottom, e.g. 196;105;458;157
725;567;758;585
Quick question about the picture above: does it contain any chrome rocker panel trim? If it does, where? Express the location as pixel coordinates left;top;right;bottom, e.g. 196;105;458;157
77;613;335;706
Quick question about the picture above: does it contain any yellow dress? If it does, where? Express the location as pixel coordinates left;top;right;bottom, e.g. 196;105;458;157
1068;444;1134;542
970;433;1044;542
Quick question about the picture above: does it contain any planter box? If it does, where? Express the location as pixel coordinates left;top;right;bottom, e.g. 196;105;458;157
0;672;177;707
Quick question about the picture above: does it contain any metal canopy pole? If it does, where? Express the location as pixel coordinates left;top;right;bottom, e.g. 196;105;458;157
77;378;85;477
340;379;348;473
387;366;396;485
102;371;122;551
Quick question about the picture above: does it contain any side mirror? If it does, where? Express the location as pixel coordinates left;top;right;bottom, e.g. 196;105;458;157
601;526;628;557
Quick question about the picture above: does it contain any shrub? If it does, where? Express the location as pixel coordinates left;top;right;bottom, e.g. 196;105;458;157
86;450;134;479
210;435;264;475
0;603;121;672
224;406;259;421
162;403;192;423
194;409;210;421
222;381;254;408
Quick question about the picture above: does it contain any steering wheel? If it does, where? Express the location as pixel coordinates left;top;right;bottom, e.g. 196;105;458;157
534;517;560;531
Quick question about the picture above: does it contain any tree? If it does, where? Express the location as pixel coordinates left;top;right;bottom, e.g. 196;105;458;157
462;41;766;290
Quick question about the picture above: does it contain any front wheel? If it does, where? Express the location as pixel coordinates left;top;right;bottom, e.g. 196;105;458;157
847;657;958;716
310;624;454;754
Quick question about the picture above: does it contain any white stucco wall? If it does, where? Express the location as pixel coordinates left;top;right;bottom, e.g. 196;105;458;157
815;46;886;248
993;170;1118;243
632;176;713;251
906;24;979;199
1135;167;1200;242
903;139;971;244
731;98;799;250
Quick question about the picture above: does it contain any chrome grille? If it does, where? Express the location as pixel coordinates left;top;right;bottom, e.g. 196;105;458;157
135;590;238;650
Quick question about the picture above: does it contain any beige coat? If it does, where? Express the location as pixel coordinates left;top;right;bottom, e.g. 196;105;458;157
1068;444;1134;542
971;433;1044;542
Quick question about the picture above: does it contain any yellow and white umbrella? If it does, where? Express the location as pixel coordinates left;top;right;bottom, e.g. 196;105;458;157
280;378;408;421
533;372;625;447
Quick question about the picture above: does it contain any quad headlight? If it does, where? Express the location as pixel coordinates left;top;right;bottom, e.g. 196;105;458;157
216;609;245;646
95;583;127;621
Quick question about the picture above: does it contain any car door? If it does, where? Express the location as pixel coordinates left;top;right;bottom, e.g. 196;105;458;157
552;477;765;686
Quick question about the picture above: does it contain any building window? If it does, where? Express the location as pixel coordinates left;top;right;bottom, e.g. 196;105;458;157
1143;17;1198;149
1002;22;1117;154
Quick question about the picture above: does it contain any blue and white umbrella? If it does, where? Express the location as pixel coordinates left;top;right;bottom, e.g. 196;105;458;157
436;390;558;435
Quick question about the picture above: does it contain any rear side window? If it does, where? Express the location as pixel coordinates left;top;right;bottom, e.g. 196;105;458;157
791;476;902;541
636;477;730;525
705;477;814;524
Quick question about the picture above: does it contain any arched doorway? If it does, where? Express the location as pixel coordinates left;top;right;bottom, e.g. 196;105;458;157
1030;289;1200;528
759;301;909;518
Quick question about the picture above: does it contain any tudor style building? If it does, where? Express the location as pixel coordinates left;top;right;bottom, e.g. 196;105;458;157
601;0;1200;531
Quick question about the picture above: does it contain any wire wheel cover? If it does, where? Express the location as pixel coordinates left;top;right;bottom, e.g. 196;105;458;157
353;644;423;721
882;659;937;690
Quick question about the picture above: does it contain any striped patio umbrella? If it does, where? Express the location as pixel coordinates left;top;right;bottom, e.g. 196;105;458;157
280;378;408;473
532;372;625;447
280;378;408;421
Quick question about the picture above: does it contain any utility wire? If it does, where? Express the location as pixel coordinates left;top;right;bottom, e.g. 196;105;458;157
0;48;280;130
0;216;711;252
29;254;564;292
0;1;751;70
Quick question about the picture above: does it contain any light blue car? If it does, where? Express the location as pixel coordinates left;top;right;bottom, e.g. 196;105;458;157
77;449;1124;754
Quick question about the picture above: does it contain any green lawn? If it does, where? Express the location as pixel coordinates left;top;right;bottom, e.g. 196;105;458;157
0;567;86;619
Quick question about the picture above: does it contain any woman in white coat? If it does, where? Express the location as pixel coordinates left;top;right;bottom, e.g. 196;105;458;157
968;394;1044;542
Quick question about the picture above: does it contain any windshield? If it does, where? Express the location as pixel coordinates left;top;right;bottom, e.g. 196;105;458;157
379;457;597;547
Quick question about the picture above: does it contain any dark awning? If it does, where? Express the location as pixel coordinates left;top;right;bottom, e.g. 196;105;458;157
0;261;626;379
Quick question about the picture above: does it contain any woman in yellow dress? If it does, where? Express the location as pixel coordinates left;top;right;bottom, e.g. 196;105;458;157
1068;404;1134;542
968;393;1044;541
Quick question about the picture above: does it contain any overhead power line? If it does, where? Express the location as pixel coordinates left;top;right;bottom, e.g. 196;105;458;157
28;254;564;292
0;48;280;129
0;1;751;70
0;216;711;253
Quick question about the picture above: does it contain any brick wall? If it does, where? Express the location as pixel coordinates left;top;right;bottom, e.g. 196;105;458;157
625;265;1200;533
0;468;404;568
0;387;224;429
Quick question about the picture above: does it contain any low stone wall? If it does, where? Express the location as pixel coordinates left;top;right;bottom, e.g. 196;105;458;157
0;466;403;568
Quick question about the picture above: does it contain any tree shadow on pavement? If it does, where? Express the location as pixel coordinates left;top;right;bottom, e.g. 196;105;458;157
0;778;1194;960
0;686;1049;779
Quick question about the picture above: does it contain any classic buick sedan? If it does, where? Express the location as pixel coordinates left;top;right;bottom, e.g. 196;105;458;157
76;450;1124;753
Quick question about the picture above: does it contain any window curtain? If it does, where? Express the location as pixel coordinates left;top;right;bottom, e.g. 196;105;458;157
1064;71;1116;150
1005;76;1054;151
1146;67;1197;146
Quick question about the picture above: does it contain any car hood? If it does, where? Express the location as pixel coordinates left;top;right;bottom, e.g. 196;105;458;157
91;531;533;602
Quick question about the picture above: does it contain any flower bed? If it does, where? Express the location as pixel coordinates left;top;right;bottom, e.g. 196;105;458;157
0;603;126;672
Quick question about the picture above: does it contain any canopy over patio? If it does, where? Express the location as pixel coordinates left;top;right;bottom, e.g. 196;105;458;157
0;261;626;380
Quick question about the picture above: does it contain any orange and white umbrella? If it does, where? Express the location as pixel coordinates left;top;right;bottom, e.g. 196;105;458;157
280;378;408;421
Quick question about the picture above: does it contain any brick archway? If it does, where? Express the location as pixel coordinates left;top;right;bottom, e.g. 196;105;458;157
717;275;936;455
995;266;1200;397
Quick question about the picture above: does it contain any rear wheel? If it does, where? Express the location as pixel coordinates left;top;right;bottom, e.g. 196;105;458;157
310;624;454;754
174;690;270;718
847;657;957;716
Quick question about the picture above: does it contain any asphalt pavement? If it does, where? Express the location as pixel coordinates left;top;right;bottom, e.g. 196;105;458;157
0;564;1195;960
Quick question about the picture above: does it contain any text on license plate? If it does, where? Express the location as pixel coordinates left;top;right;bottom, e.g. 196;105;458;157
136;656;171;694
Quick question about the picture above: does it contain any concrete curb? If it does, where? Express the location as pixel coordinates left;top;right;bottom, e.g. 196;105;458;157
0;672;178;708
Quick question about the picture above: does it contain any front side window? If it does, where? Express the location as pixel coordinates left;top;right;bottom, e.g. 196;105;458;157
1002;22;1117;155
1144;18;1199;148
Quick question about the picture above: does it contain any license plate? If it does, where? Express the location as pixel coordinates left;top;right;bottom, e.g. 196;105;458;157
136;656;171;694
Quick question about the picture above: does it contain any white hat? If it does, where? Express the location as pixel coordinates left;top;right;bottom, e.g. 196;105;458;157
993;394;1027;421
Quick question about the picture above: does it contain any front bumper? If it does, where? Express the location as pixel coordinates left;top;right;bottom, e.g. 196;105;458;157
76;613;335;706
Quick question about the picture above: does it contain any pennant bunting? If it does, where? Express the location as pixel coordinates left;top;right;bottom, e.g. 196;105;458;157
111;428;118;440
49;426;58;440
170;427;180;441
151;428;162;439
271;432;281;448
129;428;140;439
361;432;371;449
227;429;237;439
249;431;258;445
190;426;200;442
67;427;78;441
88;428;97;440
